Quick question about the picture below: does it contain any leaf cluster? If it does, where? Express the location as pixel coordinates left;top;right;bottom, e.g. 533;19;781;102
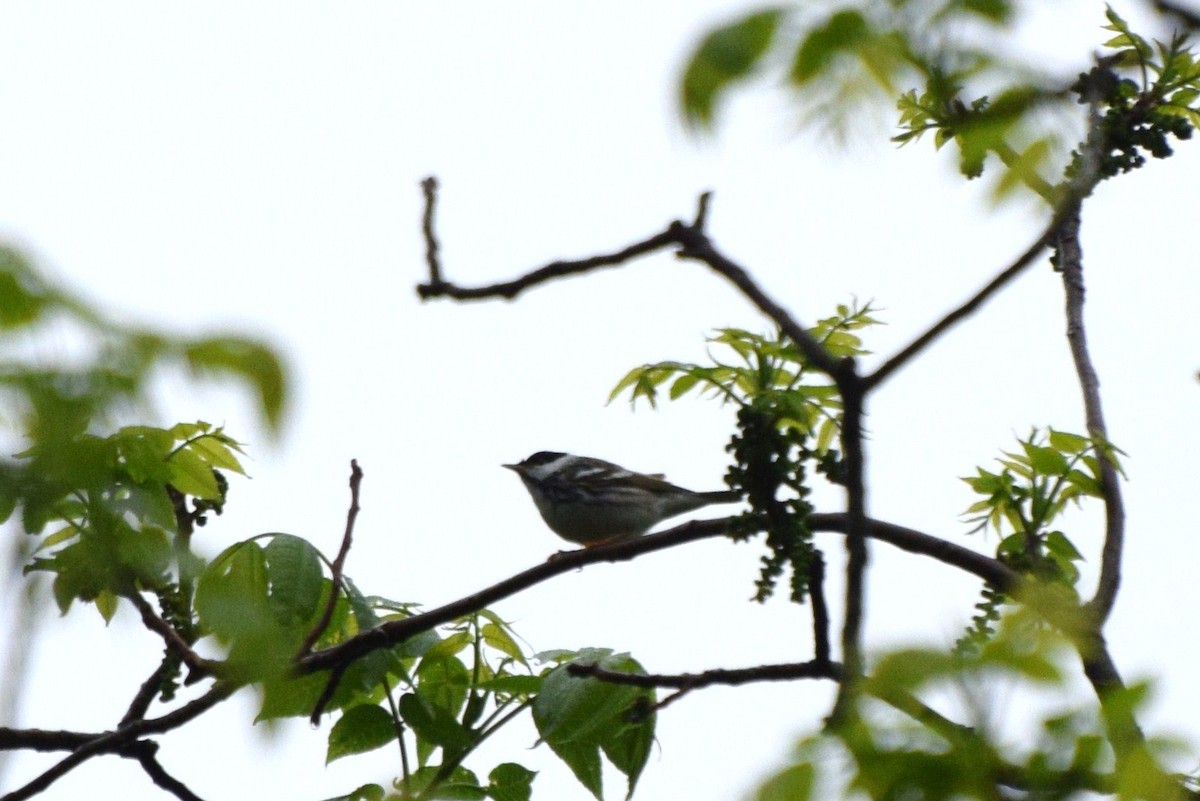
681;3;1200;202
1064;7;1200;183
612;302;881;603
954;428;1123;655
757;613;1185;800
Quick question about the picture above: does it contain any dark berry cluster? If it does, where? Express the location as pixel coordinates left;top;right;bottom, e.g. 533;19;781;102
725;403;818;603
1068;69;1195;180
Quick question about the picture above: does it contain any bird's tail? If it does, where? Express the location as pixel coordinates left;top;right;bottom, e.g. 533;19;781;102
699;489;741;504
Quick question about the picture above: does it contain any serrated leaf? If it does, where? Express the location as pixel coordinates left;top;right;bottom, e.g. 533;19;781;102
1024;444;1069;476
326;704;398;763
668;373;700;400
1048;430;1090;454
167;447;220;499
424;630;473;659
1045;531;1084;562
482;622;527;665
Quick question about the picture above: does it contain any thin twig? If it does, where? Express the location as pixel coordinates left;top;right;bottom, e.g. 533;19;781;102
421;177;443;288
132;743;208;801
413;184;841;377
299;460;364;656
125;592;209;674
1153;0;1200;28
417;227;681;301
865;220;1061;390
120;662;174;726
807;554;831;664
671;223;842;376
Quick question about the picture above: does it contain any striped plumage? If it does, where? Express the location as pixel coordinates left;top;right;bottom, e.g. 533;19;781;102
503;451;740;546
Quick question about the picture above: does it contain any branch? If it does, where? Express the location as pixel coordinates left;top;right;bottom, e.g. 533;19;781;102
0;682;235;801
670;220;842;376
420;176;443;287
125;592;209;674
810;513;1018;591
299;517;731;677
130;742;208;801
300;513;1016;683
1152;0;1200;28
567;659;842;701
414;181;842;376
120;662;175;726
299;460;364;656
865;218;1061;390
807;554;831;664
829;365;868;724
1056;212;1126;624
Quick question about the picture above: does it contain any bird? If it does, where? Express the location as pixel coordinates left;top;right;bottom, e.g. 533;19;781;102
503;451;740;546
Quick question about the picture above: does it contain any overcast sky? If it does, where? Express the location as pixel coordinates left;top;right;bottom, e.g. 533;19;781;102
2;2;1198;800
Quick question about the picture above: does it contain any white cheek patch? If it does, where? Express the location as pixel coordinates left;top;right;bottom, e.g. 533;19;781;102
527;452;575;481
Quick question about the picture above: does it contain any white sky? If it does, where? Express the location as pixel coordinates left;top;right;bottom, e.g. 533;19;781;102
1;2;1198;800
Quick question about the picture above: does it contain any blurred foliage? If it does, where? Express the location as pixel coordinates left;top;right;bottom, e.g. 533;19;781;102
612;302;880;603
755;612;1189;800
680;3;1200;202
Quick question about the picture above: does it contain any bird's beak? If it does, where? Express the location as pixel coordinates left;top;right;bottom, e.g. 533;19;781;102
502;463;521;473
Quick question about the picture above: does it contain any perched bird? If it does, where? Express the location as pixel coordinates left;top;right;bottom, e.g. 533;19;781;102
503;451;740;546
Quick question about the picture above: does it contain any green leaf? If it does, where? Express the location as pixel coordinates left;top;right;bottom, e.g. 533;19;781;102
532;649;655;800
668;373;701;400
195;541;270;643
871;648;959;691
424;630;473;659
263;534;326;626
482;622;527;665
396;765;485;801
185;336;288;434
1022;443;1069;476
1045;531;1084;562
790;10;869;84
187;433;247;475
486;763;537;801
681;8;784;127
1048;429;1090;454
398;692;474;751
257;672;331;721
757;763;815;801
416;655;472;720
321;784;385;801
94;588;119;623
167;447;220;499
959;0;1011;23
326;704;398;763
475;675;543;696
0;251;49;329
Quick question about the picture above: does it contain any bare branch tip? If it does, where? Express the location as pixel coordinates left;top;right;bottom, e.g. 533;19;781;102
694;191;713;229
